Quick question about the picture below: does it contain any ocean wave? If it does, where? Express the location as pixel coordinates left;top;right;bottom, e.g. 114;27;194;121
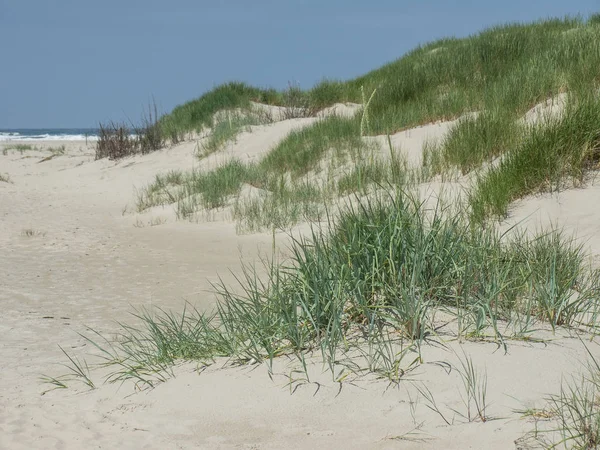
0;133;98;142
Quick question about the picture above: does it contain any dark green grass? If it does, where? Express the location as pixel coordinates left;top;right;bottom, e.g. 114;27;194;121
425;111;524;175
159;82;280;142
470;93;600;222
259;115;363;176
357;19;600;134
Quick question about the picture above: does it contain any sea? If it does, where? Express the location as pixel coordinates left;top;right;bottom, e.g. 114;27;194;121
0;128;99;141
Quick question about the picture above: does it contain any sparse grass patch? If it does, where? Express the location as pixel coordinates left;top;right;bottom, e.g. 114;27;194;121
233;181;328;233
135;170;186;212
0;173;11;183
4;143;36;152
524;344;600;448
337;152;408;196
454;351;489;422
547;376;600;448
199;109;272;158
48;145;66;155
21;228;46;237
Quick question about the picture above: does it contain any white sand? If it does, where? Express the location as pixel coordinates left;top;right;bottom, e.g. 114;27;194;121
2;111;599;449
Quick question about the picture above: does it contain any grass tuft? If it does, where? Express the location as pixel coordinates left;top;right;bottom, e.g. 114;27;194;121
96;100;165;160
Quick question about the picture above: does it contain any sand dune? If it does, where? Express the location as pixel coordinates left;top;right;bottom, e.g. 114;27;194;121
1;109;599;449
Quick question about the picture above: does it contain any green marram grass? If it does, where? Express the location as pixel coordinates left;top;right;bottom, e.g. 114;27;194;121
470;92;600;222
53;193;600;388
198;109;273;158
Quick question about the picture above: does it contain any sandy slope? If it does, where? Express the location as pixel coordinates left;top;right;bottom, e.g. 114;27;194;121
1;111;599;449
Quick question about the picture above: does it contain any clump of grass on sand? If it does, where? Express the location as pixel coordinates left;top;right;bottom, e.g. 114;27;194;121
0;173;11;183
96;101;165;160
21;228;46;237
259;115;363;176
7;143;36;151
424;111;524;176
54;192;600;388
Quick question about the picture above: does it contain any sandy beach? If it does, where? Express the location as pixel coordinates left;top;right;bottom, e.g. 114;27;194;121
1;104;600;449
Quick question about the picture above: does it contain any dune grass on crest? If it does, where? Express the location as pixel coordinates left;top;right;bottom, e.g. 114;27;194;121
159;82;280;143
159;82;320;143
159;16;600;141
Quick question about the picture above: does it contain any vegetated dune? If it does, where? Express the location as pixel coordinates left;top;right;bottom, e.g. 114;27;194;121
4;15;600;450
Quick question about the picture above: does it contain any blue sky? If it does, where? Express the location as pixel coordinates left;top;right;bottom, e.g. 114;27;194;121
1;0;598;128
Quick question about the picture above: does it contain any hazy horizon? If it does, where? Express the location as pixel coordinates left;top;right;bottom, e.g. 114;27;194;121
1;1;598;128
